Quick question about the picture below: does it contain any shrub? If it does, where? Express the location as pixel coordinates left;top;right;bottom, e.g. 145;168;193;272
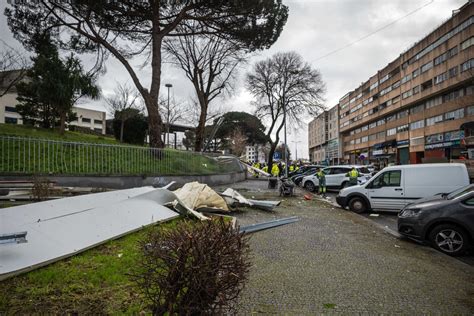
132;218;251;315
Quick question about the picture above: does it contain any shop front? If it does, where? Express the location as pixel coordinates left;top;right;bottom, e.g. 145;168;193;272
371;140;397;169
397;140;410;165
424;130;465;161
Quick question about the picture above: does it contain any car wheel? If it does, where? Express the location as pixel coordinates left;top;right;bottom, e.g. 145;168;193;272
429;224;469;256
349;197;367;213
304;181;315;192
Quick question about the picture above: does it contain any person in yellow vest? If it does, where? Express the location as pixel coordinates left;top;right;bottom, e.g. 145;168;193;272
316;168;326;196
271;163;280;177
346;167;360;186
289;164;295;173
252;161;260;178
262;164;268;174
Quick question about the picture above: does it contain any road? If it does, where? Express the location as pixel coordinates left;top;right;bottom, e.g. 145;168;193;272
312;190;474;266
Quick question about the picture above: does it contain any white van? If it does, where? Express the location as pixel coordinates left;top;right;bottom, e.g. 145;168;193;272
336;163;469;213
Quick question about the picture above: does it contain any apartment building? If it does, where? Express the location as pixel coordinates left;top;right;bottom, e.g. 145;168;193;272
308;105;342;164
339;1;474;167
0;70;106;134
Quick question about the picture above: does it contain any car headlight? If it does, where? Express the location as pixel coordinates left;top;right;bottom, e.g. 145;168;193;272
399;208;422;217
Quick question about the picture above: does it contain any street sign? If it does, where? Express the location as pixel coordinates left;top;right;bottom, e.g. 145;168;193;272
273;152;280;159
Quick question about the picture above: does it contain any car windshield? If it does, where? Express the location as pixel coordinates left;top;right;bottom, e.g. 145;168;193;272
357;167;370;174
447;184;474;200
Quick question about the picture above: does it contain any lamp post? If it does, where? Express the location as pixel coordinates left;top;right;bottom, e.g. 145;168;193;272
283;100;288;178
292;140;302;161
165;83;172;146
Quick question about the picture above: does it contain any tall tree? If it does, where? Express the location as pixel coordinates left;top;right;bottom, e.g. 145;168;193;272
246;51;325;169
6;0;288;148
0;44;30;97
164;33;246;151
16;34;100;134
106;82;142;142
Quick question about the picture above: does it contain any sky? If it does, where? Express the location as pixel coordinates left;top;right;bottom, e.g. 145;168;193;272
0;0;468;158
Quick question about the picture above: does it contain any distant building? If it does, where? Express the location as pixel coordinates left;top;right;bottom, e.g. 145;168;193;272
244;144;267;163
308;105;342;164
338;2;474;166
0;69;106;134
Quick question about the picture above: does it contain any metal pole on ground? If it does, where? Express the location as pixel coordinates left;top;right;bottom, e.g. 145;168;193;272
165;83;172;147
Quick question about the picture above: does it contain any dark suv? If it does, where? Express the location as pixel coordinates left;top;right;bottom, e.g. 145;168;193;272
398;184;474;256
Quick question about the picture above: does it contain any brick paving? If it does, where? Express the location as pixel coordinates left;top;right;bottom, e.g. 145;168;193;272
215;180;474;314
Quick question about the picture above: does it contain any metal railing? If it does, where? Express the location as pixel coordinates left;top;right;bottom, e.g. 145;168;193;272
0;136;242;176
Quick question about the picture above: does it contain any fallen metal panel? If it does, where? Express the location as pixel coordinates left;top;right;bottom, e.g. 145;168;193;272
0;187;179;281
221;188;281;211
239;216;299;234
247;199;281;211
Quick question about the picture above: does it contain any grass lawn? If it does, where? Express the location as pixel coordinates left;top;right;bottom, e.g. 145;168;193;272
0;218;183;314
0;123;119;144
0;124;238;175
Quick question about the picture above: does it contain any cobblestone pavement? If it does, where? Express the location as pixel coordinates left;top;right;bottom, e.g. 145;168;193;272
215;180;474;314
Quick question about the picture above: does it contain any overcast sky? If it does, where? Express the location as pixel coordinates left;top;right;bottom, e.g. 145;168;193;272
0;0;467;158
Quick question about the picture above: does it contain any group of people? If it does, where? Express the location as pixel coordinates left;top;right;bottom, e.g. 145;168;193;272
315;166;360;197
251;161;301;178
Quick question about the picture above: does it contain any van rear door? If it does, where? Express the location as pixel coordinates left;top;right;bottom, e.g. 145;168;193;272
366;170;406;211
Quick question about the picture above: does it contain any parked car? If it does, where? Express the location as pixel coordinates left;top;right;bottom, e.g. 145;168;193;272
288;165;322;178
291;167;321;186
336;163;470;213
301;165;372;192
398;184;474;256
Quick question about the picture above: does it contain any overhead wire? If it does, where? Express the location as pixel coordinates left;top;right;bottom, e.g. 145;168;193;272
310;0;435;63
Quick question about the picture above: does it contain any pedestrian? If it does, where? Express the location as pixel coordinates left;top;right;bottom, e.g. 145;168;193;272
271;163;280;177
346;166;360;186
316;168;326;196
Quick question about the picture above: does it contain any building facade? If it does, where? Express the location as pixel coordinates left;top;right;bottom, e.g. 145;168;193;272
338;2;474;168
308;105;342;164
244;145;267;163
0;71;106;134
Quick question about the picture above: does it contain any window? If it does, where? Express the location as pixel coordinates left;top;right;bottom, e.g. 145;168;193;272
369;133;377;141
392;95;400;104
355;138;361;144
421;79;433;90
434;72;448;85
380;74;390;84
410;104;424;114
401;74;412;84
82;118;91;123
468;105;474;116
461;59;474;72
461;36;474;50
402;90;412;99
94;119;103;125
392;81;400;89
420;61;433;73
377;119;385;126
397;124;409;133
411;136;424;146
369;122;376;129
444;109;464;120
412;85;420;94
5;106;16;113
443;89;463;102
361;125;368;131
412;68;420;78
397;110;409;119
377;131;385;139
447;46;458;58
410;120;424;130
94;128;102;133
5;117;18;124
426;115;443;126
425;96;442;109
371;170;401;188
387;128;396;136
448;66;458;78
386;114;397;122
370;81;379;91
434;52;448;66
361;136;368;142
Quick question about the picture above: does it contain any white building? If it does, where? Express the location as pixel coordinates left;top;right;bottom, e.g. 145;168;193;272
244;145;267;163
0;70;106;134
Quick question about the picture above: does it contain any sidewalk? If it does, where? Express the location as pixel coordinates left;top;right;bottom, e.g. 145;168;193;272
220;180;474;314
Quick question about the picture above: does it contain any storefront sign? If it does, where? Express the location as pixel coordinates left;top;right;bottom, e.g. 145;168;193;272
424;139;461;150
372;149;384;156
396;140;409;148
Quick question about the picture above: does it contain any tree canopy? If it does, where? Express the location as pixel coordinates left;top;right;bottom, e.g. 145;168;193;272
6;0;288;147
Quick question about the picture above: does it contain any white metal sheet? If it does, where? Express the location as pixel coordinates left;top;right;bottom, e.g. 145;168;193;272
0;187;179;280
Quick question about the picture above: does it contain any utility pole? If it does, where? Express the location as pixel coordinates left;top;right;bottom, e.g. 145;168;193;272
165;83;172;146
283;99;288;178
292;140;302;160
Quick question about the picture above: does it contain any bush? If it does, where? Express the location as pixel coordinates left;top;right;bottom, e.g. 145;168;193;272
132;218;251;315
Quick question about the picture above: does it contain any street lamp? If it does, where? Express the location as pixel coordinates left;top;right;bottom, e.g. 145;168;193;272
165;83;172;146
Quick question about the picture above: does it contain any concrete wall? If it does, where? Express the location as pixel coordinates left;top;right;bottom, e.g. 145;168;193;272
0;171;246;189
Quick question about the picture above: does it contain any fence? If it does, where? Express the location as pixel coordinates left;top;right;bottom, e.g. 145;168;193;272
0;136;242;176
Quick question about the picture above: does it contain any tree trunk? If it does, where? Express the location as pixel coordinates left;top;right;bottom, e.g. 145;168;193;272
59;111;66;135
194;95;208;152
145;94;164;148
120;119;124;142
267;139;278;171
